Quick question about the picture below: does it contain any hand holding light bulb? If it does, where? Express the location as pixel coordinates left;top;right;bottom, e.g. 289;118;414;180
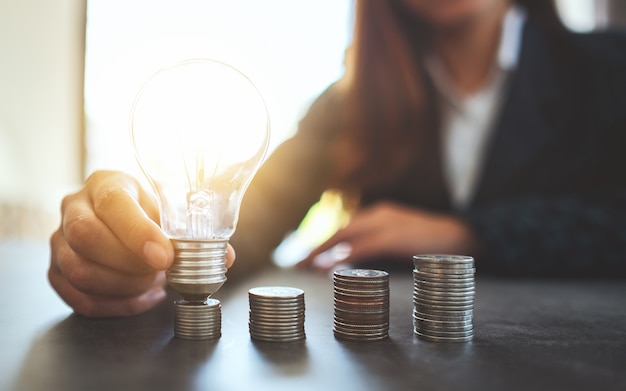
49;169;235;318
48;59;266;320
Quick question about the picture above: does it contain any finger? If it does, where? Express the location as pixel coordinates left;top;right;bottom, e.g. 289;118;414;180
299;229;352;268
305;230;393;272
225;244;236;269
52;247;166;297
48;266;167;318
52;227;166;297
300;218;376;267
86;172;173;270
61;195;156;275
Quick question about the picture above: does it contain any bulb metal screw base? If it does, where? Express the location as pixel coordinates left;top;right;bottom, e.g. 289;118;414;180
167;239;228;302
174;299;222;340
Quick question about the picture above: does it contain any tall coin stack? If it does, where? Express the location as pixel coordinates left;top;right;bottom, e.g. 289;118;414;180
174;298;222;340
248;286;306;342
333;269;390;342
412;255;475;343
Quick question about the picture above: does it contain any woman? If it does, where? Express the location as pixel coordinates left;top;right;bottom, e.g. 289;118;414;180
49;0;626;317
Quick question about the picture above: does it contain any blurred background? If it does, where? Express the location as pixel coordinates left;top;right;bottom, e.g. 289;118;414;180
0;0;624;241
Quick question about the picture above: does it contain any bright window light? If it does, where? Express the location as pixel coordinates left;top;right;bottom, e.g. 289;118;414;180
84;0;353;178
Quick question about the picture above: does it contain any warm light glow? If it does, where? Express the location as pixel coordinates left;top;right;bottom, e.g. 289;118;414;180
130;59;270;240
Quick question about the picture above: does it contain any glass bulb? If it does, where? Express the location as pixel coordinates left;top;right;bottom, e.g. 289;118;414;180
130;59;270;303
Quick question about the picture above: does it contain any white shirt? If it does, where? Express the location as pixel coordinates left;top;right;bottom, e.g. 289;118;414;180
426;5;526;210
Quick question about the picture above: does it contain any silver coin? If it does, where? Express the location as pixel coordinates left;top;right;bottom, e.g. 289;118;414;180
333;277;389;286
415;301;474;311
249;305;305;314
249;320;304;327
414;284;475;294
413;315;473;328
414;318;473;331
249;323;304;331
413;309;473;322
413;286;476;300
334;320;389;329
413;299;474;310
334;297;389;307
414;278;475;289
413;269;474;279
335;317;389;326
334;294;389;303
250;333;306;342
413;293;475;305
174;311;222;319
249;326;305;334
335;315;388;324
334;268;389;279
414;329;474;340
333;277;389;285
334;300;389;308
413;254;474;263
334;309;389;319
414;325;474;337
249;286;304;298
249;296;304;304
249;312;304;320
249;299;304;306
249;325;304;334
414;309;474;320
413;286;476;297
333;331;388;341
414;267;476;278
334;308;389;316
334;285;388;292
415;304;474;315
413;254;474;266
414;275;475;284
414;329;473;343
335;330;389;339
333;284;389;294
251;332;305;338
414;286;475;297
334;288;389;296
333;330;388;338
414;271;475;283
413;261;475;271
249;303;304;310
413;254;474;262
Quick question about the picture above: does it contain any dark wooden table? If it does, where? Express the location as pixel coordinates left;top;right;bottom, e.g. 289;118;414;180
1;240;625;391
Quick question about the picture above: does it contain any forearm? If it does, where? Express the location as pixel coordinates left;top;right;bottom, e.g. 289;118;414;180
228;137;331;280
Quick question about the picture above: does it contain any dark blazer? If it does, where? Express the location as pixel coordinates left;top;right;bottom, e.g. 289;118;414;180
231;17;626;279
463;17;626;277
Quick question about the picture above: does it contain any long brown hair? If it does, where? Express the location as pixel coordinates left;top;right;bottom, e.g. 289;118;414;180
331;0;564;204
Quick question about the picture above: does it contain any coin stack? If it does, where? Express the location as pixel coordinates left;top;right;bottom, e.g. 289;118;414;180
174;298;222;340
333;269;390;342
412;255;475;342
248;286;306;342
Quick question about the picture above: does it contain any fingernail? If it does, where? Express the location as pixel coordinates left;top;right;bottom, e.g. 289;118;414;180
143;241;171;270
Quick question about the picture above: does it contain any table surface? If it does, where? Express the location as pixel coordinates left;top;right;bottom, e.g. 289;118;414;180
1;239;625;391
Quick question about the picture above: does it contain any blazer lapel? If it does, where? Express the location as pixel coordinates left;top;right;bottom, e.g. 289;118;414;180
471;19;563;206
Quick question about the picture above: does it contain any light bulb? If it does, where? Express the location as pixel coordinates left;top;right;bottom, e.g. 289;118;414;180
130;58;270;339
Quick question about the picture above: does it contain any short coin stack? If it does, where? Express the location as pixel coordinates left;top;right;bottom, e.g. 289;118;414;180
412;255;475;343
333;269;390;342
248;286;306;342
174;298;222;340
